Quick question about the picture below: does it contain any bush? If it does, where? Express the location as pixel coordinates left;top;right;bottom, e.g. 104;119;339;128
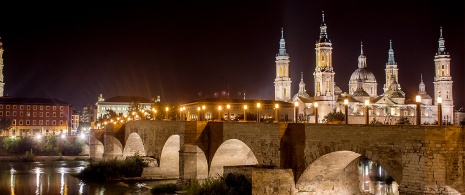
183;173;251;195
20;151;36;162
74;154;148;182
370;117;382;125
396;116;411;125
151;183;179;194
323;111;345;123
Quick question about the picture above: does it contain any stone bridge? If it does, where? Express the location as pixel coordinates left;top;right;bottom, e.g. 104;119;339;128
90;121;464;194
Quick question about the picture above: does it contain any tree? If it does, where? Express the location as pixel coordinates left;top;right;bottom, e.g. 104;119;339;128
323;111;345;123
370;117;382;125
0;117;12;135
396;116;411;125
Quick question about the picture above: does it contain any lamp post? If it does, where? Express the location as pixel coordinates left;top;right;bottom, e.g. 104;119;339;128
227;104;230;122
416;95;422;126
165;107;169;120
182;107;185;121
256;103;261;123
179;107;183;121
275;104;279;123
314;102;318;124
344;99;349;125
197;107;200;121
294;102;299;123
437;97;442;126
151;108;157;120
243;105;248;122
202;105;206;121
218;106;222;121
365;100;370;125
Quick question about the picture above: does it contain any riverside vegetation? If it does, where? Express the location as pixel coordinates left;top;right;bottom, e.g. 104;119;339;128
1;135;84;161
74;154;148;182
151;173;252;195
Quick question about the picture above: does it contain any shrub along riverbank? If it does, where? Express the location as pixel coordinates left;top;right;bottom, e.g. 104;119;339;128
151;173;252;195
74;155;148;182
1;135;83;156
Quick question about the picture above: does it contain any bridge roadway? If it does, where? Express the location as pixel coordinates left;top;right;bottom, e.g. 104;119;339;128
89;121;464;194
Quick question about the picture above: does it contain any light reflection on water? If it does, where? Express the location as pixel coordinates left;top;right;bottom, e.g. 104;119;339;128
0;161;176;195
359;157;399;195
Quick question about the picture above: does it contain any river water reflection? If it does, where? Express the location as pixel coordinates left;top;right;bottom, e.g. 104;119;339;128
0;161;176;195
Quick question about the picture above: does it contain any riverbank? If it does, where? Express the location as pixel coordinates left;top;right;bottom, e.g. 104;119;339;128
0;155;90;162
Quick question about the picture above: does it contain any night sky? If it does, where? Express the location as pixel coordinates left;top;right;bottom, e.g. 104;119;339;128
0;1;463;110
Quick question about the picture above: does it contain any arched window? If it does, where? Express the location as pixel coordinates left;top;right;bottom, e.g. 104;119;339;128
279;66;283;77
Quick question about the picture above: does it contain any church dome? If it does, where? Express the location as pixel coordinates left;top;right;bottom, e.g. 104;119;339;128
352;87;370;97
350;68;377;83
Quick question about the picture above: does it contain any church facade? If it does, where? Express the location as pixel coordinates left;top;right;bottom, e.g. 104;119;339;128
276;12;456;125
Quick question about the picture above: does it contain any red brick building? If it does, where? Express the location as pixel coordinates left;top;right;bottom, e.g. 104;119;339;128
0;97;72;136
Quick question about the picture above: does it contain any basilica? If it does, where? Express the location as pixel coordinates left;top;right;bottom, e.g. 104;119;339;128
274;12;455;125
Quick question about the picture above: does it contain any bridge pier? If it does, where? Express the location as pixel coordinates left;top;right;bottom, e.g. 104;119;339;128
179;144;208;183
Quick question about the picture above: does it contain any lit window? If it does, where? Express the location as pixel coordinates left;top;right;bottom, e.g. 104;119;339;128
53;106;56;111
33;120;36;125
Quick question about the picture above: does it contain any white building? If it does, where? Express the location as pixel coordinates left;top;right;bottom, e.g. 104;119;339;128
288;12;455;125
94;94;159;123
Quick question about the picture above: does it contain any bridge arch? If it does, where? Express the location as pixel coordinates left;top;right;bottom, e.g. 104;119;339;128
158;135;180;177
123;132;146;158
103;135;123;159
296;147;401;194
209;139;259;178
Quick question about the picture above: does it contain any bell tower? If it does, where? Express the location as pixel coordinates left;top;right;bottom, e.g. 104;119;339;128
274;28;292;102
313;11;335;101
433;27;454;124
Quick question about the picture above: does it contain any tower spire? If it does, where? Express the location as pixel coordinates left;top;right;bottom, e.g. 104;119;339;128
299;72;306;93
419;74;426;93
387;39;396;65
278;28;287;56
437;26;447;55
358;42;367;68
319;10;329;43
360;41;364;55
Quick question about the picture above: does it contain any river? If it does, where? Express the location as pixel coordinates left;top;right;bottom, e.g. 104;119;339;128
0;161;176;195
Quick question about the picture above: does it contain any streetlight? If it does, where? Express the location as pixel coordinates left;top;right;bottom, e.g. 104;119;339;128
416;95;422;126
344;99;349;125
437;97;442;126
314;102;318;124
202;105;206;121
256;103;261;123
294;102;299;123
197;107;200;121
179;107;183;121
218;106;222;121
365;100;370;125
165;107;169;120
226;104;231;122
243;105;248;122
275;104;279;123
